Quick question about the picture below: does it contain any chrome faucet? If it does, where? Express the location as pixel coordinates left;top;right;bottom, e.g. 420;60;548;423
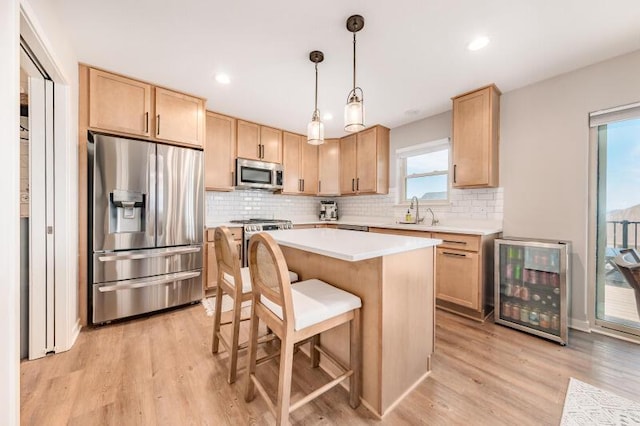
426;207;439;226
409;196;425;224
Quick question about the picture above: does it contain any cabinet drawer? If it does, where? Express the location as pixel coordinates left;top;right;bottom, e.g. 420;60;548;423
436;247;480;310
206;226;243;242
432;232;480;252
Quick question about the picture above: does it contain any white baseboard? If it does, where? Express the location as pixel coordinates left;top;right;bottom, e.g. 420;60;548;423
569;318;591;332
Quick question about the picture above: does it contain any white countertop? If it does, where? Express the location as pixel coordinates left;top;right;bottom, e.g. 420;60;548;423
265;228;441;262
207;217;502;236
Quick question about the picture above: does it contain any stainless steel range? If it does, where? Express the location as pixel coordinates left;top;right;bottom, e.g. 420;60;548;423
229;218;293;267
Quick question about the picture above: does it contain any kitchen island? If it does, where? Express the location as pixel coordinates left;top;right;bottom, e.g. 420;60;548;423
265;228;441;417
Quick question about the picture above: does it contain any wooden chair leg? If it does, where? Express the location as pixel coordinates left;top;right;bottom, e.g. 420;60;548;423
276;336;295;426
244;305;260;403
211;286;224;354
310;334;320;368
227;296;243;384
349;309;362;409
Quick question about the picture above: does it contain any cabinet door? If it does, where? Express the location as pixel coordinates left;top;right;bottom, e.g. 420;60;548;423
300;139;318;195
236;120;260;160
282;132;302;193
260;126;282;164
89;68;151;137
155;87;205;147
452;85;499;188
340;134;357;195
205;112;236;191
206;241;218;290
318;138;340;195
356;127;378;193
436;247;480;310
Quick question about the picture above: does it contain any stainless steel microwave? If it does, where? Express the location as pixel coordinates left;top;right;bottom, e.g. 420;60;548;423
235;158;283;191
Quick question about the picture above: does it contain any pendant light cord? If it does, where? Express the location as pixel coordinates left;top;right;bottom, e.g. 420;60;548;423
314;61;319;112
352;32;357;92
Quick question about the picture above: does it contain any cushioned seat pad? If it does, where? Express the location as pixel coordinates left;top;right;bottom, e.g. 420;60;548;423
261;279;362;331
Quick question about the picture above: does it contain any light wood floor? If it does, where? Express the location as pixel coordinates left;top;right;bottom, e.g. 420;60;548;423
21;304;640;425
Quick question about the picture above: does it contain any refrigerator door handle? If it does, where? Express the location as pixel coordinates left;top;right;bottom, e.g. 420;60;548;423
98;270;201;292
156;151;164;241
97;246;201;262
148;148;157;243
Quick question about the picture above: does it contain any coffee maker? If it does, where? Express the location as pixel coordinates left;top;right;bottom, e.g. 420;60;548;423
319;201;338;221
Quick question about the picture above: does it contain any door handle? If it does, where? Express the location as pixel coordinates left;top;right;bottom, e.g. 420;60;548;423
98;246;201;262
356;178;359;191
98;270;201;292
301;179;304;192
257;144;261;159
156;114;160;136
442;251;467;258
351;178;355;192
145;112;149;133
443;240;467;245
453;164;457;184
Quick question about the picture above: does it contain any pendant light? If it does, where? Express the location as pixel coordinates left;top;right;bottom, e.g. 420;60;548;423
344;14;365;132
307;50;325;145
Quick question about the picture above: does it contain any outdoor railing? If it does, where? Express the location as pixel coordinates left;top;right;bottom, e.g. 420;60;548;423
607;220;640;249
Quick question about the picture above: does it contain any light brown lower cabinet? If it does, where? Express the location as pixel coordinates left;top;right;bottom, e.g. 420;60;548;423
204;227;243;293
369;227;499;322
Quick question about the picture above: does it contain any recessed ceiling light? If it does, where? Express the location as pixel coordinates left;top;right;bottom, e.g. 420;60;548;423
323;112;333;121
215;73;230;84
467;36;490;51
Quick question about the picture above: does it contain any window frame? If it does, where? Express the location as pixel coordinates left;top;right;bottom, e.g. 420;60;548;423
396;138;451;206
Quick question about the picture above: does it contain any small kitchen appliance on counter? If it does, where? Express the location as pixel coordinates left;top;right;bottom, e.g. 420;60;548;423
319;201;338;221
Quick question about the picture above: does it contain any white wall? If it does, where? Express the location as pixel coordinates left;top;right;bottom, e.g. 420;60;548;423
1;0;21;423
501;49;640;329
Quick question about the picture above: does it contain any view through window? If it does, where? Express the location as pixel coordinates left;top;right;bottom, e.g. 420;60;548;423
596;116;640;333
400;140;449;203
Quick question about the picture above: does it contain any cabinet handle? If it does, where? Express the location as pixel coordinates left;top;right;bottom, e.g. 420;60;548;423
298;179;301;192
352;178;355;192
257;144;261;158
318;181;321;193
302;179;305;192
231;171;235;186
260;144;264;159
442;251;467;258
453;164;457;184
356;178;360;191
156;114;160;136
443;240;467;245
145;112;149;133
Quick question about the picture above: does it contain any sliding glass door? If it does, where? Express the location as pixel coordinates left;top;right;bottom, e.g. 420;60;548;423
594;109;640;335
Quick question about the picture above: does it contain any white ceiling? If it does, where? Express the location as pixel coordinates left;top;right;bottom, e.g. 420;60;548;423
53;0;640;138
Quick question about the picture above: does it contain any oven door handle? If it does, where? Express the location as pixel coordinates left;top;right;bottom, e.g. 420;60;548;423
98;271;201;292
98;246;201;262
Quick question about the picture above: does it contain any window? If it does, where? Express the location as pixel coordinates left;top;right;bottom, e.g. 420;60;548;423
397;138;450;204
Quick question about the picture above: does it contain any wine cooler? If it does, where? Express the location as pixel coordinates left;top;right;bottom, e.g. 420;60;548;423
494;238;571;345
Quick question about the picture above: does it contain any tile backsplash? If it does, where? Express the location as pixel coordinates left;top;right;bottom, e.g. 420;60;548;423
206;190;331;224
206;187;503;224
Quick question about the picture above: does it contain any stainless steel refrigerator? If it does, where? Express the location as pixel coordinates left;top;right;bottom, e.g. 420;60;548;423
88;132;204;324
494;238;571;345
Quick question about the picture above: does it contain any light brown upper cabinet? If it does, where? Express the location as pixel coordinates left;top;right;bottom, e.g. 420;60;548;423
88;68;152;137
86;66;206;148
281;132;318;195
339;125;390;195
236;120;282;164
205;111;236;191
318;138;340;196
155;87;205;147
451;84;500;188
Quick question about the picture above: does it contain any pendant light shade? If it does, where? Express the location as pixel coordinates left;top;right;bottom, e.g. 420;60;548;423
345;14;365;132
307;50;325;145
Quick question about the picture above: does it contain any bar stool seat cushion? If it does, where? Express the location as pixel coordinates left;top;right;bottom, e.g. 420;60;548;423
224;269;299;294
261;279;362;331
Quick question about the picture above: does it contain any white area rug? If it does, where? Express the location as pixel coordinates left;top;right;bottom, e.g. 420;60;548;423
201;295;251;317
561;378;640;425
